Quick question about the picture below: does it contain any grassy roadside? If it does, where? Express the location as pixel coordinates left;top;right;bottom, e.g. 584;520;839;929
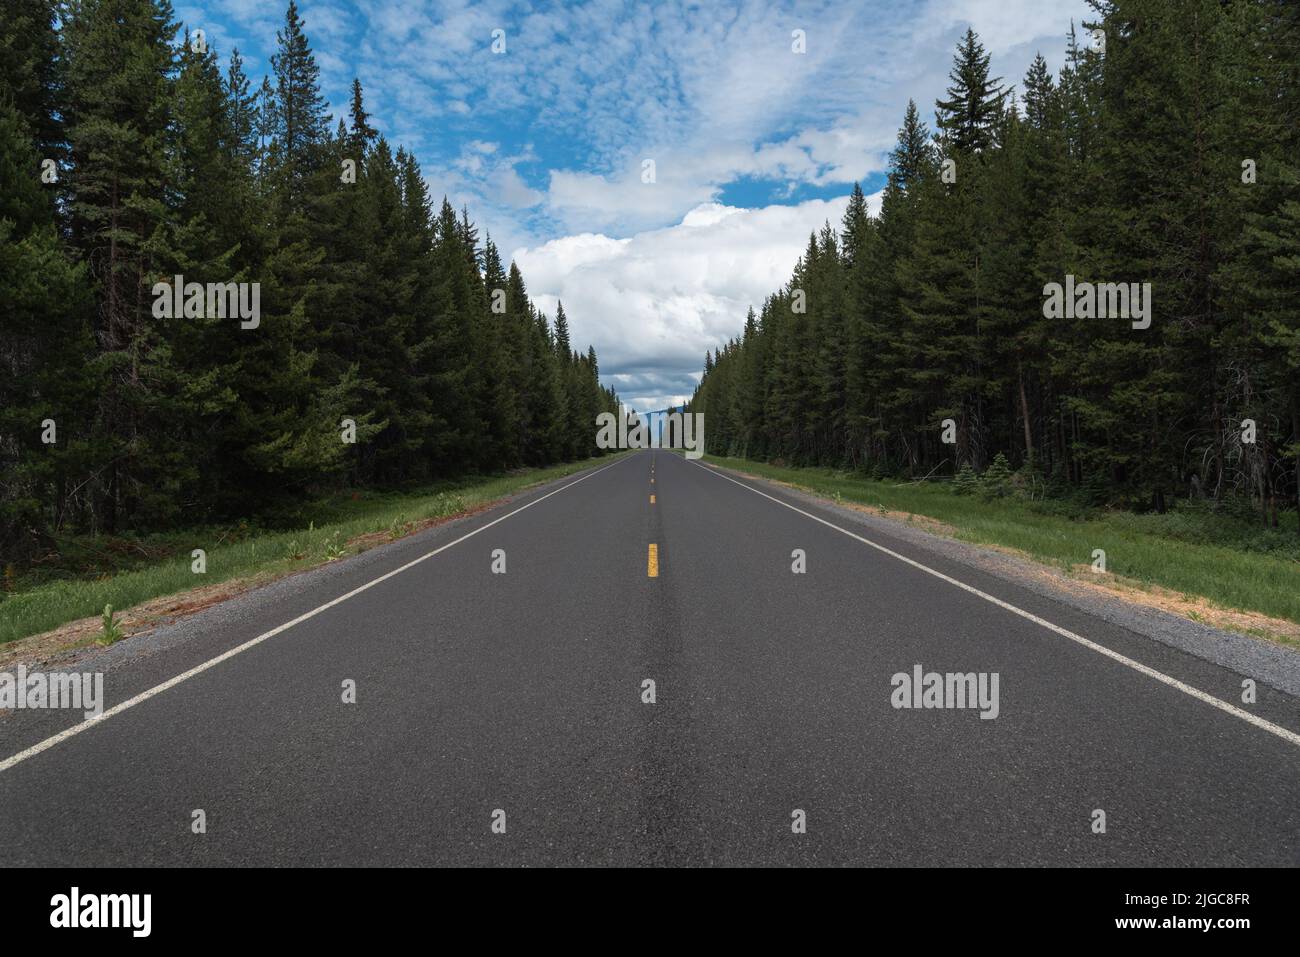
702;454;1300;636
0;455;626;647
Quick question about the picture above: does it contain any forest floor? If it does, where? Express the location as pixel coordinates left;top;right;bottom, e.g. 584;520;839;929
702;454;1300;647
0;454;629;656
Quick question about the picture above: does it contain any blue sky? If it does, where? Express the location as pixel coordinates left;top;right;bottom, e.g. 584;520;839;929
175;0;1093;409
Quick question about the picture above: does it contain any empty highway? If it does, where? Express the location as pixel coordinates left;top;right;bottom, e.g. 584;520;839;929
1;450;1298;866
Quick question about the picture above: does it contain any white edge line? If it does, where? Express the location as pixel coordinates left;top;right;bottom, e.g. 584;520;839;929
693;459;1300;748
0;455;633;774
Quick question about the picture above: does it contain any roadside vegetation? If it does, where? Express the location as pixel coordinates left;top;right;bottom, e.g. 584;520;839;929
0;456;621;646
705;454;1300;631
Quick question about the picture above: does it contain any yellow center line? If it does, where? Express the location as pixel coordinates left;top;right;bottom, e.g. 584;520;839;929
647;543;659;577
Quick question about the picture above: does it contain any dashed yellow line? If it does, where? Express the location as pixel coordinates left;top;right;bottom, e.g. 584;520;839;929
647;543;659;577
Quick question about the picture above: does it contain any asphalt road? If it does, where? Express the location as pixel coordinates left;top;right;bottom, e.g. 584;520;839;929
2;449;1298;866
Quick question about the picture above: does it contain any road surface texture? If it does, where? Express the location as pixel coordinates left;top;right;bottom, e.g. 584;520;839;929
2;450;1298;866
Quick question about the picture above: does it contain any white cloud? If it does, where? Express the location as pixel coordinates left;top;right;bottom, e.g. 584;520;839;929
513;198;851;409
546;163;720;235
923;0;1094;56
491;166;544;208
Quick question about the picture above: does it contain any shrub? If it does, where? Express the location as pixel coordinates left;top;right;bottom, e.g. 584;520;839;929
979;453;1013;499
952;464;978;495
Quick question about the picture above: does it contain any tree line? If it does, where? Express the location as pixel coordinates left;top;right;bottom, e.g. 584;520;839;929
1;0;618;562
689;1;1299;524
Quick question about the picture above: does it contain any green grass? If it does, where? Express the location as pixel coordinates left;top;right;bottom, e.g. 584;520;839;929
704;455;1300;626
0;455;625;646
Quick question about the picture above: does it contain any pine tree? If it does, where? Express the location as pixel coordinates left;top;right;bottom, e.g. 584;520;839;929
482;236;521;467
348;77;377;148
0;98;96;558
934;28;1008;155
63;0;178;530
225;49;257;165
0;0;63;160
842;195;884;466
269;0;328;202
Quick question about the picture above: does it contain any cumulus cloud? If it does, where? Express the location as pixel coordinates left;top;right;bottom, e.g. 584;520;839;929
513;198;853;409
